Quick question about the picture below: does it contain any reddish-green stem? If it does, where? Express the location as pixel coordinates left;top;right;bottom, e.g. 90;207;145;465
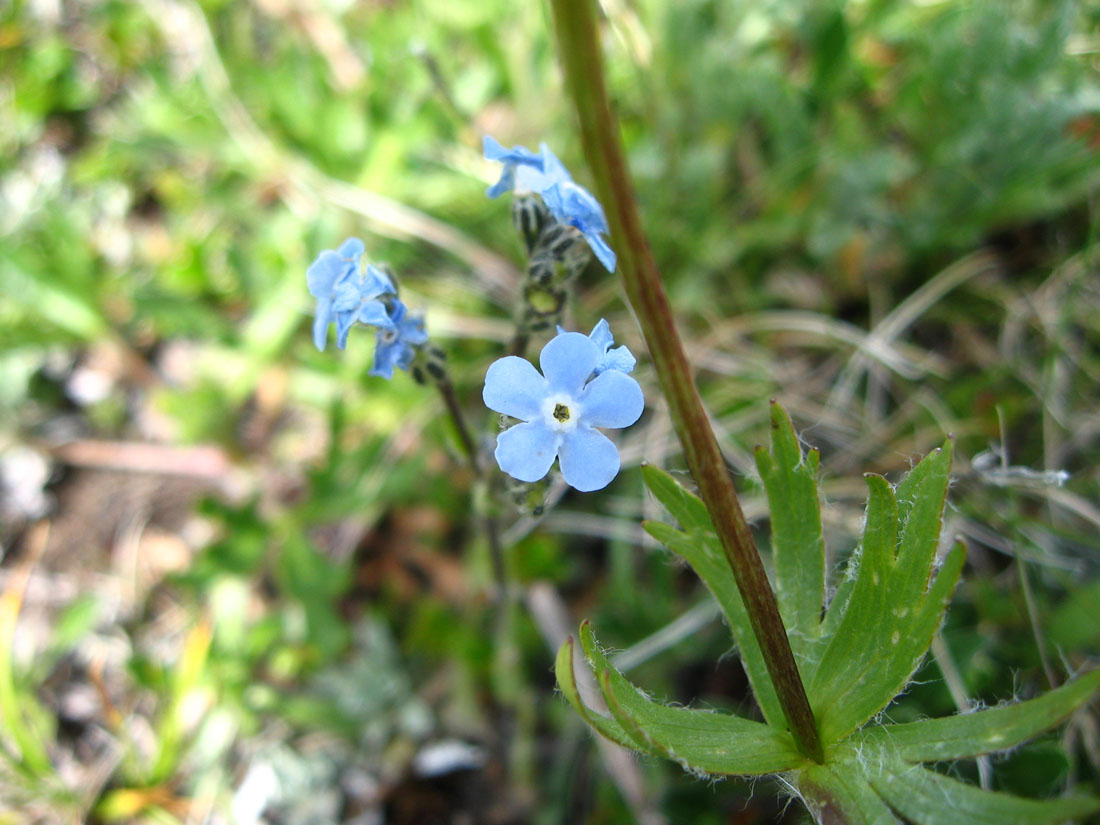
548;0;823;763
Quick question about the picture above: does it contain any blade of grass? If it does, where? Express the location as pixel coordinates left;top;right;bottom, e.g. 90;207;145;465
0;524;53;778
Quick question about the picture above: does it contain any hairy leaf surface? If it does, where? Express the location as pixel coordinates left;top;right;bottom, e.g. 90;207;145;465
642;467;784;726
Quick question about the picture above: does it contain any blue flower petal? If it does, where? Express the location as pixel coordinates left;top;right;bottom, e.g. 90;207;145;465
367;299;428;378
484;136;544;199
486;165;516;199
363;264;396;297
370;336;402;379
337;237;366;259
537;143;573;185
597;345;636;375
494;421;560;483
583;231;617;272
387;300;427;342
585;319;636;374
514;164;551;194
539;181;615;271
335;310;357;350
331;280;361;312
563;182;610;232
483;135;540;165
542;182;607;234
483;356;548;420
356;300;392;328
588;319;614;352
398;318;429;346
306;250;346;297
579;370;644;429
558;426;621;491
387;300;408;325
312;300;333;351
539;332;599;393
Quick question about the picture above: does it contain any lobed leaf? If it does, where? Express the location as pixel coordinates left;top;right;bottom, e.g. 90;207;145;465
869;759;1100;825
642;467;785;726
859;669;1100;762
577;622;804;776
810;442;964;744
821;540;966;744
753;402;827;665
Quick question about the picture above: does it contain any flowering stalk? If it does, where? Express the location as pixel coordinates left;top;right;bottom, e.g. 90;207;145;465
548;0;824;763
425;368;509;598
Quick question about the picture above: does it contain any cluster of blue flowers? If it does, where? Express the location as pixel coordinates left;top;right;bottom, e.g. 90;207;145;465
483;320;642;491
306;237;428;379
307;139;641;492
483;136;616;273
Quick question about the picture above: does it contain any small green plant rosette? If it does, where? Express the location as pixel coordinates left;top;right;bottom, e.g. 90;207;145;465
555;401;1100;824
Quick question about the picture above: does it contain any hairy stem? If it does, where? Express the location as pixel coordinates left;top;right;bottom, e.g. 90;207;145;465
548;0;823;763
435;379;512;603
437;378;481;473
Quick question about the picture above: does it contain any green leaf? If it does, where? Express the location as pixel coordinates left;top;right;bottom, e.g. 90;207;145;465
810;442;964;744
859;669;1100;761
893;443;955;607
0;257;108;341
553;636;644;752
870;759;1100;825
753;402;826;662
0;581;53;778
639;463;715;536
577;622;804;776
810;473;897;725
798;762;902;825
1048;576;1100;650
642;466;784;727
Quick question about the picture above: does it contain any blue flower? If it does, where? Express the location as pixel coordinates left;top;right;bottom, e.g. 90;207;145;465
559;318;637;376
483;137;548;198
307;237;361;351
370;299;429;380
483;330;644;491
539;179;616;273
307;238;395;351
333;264;396;350
483;136;617;273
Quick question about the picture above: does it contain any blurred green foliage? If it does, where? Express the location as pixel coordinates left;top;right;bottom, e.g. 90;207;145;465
1;0;1099;822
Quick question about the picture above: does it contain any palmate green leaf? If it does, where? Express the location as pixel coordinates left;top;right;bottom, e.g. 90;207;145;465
869;758;1099;825
568;405;1098;824
753;402;826;660
641;469;785;727
561;621;803;776
809;442;965;744
859;669;1100;762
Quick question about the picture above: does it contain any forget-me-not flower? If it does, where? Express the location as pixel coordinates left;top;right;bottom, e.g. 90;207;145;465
483;328;643;492
484;138;548;199
370;299;429;380
483;136;617;273
307;237;395;351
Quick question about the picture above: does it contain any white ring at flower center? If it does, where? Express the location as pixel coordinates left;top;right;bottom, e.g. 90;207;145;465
542;393;581;433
